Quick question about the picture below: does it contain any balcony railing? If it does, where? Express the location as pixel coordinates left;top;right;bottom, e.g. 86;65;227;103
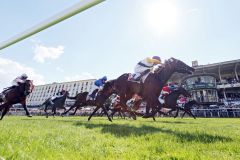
217;82;240;89
185;83;216;90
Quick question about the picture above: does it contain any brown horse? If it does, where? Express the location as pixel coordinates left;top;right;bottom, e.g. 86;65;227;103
171;100;199;119
114;58;195;119
159;86;197;119
87;80;115;122
0;80;34;120
61;92;89;115
61;81;115;122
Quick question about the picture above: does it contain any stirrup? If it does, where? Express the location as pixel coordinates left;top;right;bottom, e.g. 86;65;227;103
128;76;141;83
129;80;141;83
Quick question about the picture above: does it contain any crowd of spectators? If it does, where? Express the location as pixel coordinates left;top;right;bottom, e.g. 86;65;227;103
218;76;240;85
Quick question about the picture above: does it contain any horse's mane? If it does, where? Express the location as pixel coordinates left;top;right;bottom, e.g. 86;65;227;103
104;80;115;89
168;87;189;97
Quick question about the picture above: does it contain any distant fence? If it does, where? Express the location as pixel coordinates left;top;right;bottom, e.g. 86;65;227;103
5;107;240;118
190;108;240;118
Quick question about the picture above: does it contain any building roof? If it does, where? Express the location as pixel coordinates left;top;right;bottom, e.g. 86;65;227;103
195;59;240;69
35;79;96;87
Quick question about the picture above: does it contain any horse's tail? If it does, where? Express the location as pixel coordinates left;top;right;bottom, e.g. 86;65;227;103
41;98;51;107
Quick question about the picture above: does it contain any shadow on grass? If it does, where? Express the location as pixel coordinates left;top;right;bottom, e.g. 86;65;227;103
74;122;232;143
21;118;79;123
154;120;189;124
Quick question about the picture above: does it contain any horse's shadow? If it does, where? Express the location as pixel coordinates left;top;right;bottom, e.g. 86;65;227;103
74;122;232;143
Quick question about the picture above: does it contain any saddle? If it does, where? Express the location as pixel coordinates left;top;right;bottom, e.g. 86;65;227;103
128;69;151;83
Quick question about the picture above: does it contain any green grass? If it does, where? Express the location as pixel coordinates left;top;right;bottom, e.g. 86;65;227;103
0;116;240;160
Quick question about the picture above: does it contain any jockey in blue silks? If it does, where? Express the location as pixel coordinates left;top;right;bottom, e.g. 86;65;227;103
87;76;107;100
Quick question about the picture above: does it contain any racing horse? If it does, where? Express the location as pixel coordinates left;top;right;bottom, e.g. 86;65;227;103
62;80;115;121
113;58;195;119
158;86;197;119
87;80;115;122
0;80;34;120
41;91;69;118
61;92;89;116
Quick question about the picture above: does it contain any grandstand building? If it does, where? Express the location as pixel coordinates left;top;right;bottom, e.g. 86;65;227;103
26;79;96;106
169;59;240;105
193;59;240;100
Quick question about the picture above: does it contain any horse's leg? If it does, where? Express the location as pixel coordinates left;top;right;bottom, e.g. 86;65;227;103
181;110;186;118
21;100;32;117
88;106;100;121
52;106;56;118
184;108;196;119
44;104;49;118
101;106;112;122
152;116;156;121
123;111;126;119
143;96;159;118
0;103;11;120
69;104;81;116
120;94;137;120
99;110;104;117
62;103;77;115
72;106;80;115
179;108;195;119
110;109;116;119
174;108;179;118
61;107;67;117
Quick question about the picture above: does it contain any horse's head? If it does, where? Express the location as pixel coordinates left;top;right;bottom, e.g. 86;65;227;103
102;80;115;95
98;80;115;98
178;87;191;98
24;80;34;95
166;58;195;74
61;90;69;96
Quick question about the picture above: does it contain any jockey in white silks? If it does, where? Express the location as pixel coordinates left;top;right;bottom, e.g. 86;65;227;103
2;73;28;95
2;73;29;96
130;56;163;82
49;90;66;105
11;73;28;86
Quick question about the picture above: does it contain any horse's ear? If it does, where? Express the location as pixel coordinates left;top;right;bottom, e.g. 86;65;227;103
169;57;175;62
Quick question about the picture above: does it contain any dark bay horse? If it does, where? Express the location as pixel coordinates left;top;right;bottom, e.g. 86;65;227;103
41;91;69;118
172;100;198;119
159;87;197;119
114;58;195;119
61;92;89;115
61;80;115;122
87;80;115;122
0;80;34;120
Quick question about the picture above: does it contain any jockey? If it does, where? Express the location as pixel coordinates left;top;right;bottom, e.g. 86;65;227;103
87;76;107;100
49;89;66;105
12;73;29;87
177;95;188;107
130;56;162;82
159;82;179;103
2;73;29;94
111;95;120;106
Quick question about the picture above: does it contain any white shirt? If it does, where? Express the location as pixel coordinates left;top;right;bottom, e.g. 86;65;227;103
11;77;26;86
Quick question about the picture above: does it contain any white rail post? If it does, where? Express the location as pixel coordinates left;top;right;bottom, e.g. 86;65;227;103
0;0;105;50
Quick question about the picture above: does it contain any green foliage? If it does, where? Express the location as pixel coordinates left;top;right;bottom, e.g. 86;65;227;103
0;116;239;160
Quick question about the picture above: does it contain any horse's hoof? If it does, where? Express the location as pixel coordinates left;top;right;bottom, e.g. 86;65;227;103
132;115;137;120
27;115;32;117
142;114;151;118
